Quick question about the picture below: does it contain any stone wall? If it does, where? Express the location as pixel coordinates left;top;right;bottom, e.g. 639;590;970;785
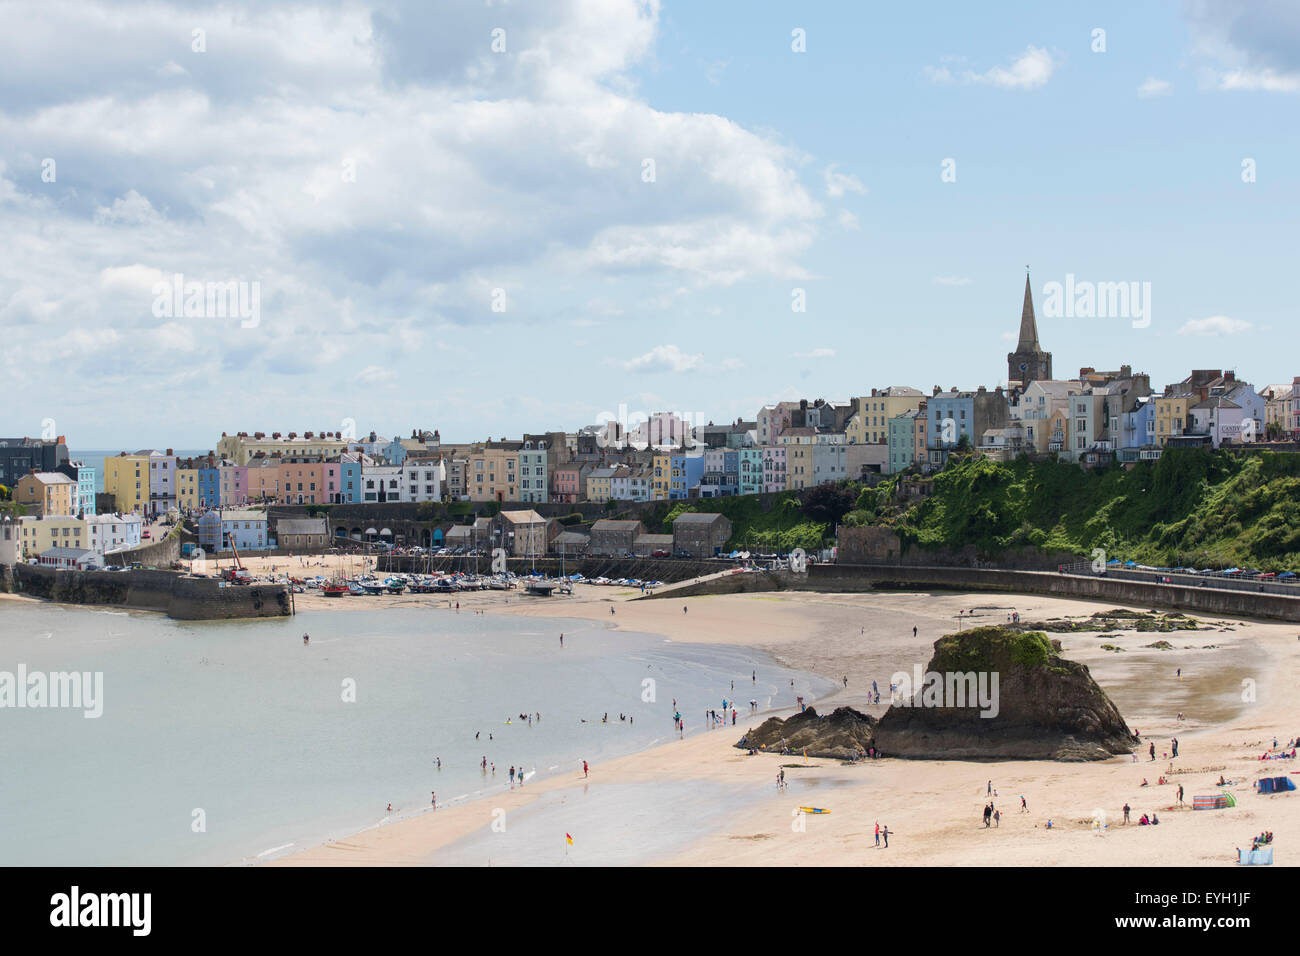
641;562;1300;622
104;526;182;568
835;526;1078;571
375;553;721;583
9;563;290;620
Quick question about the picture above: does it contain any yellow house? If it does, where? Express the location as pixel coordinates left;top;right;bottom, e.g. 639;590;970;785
777;428;816;489
1155;395;1194;447
176;467;200;511
585;467;615;504
217;433;351;466
103;454;149;515
847;387;925;445
13;472;76;516
19;515;86;557
652;453;671;499
467;443;520;502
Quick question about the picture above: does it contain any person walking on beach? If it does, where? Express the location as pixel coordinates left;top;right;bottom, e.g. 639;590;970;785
1020;795;1027;813
1177;784;1184;805
1171;737;1179;758
583;760;588;778
987;780;992;796
508;765;515;786
1123;802;1130;824
881;826;890;848
912;626;917;638
1149;742;1156;761
994;809;1000;828
874;821;880;846
430;791;436;809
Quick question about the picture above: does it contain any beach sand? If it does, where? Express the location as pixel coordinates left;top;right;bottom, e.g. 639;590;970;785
272;584;1300;866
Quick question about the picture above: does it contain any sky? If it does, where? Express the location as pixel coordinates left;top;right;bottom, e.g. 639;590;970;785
3;0;1299;449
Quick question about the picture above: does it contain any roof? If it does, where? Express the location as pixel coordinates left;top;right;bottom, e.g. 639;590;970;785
498;510;545;525
591;519;643;531
554;530;590;543
633;534;674;545
39;547;93;559
445;525;474;538
673;512;729;525
216;510;266;522
276;518;328;535
23;472;74;485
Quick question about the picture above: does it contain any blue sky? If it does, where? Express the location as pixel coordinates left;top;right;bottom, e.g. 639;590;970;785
3;0;1298;448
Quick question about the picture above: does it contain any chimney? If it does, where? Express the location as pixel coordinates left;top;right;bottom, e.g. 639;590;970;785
166;448;173;456
933;386;941;396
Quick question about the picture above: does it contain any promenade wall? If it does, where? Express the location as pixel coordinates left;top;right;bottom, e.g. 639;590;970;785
642;563;1300;622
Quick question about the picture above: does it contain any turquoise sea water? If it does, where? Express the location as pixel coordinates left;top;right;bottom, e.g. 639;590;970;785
0;602;833;865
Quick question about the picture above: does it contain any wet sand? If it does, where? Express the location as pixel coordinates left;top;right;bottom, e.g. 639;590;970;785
274;585;1300;866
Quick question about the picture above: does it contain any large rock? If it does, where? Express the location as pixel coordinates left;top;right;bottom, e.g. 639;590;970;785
873;626;1137;761
735;706;876;760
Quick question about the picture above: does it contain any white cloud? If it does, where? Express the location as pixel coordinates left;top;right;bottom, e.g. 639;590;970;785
928;46;1057;90
354;365;397;385
1177;315;1253;336
0;0;823;439
623;344;704;373
823;163;865;198
837;209;859;230
1137;77;1173;98
1218;68;1300;92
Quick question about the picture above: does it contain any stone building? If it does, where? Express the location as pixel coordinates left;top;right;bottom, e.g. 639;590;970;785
671;512;732;557
589;519;644;556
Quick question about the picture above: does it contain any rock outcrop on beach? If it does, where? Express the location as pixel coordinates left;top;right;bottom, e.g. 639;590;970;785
736;706;876;760
873;626;1138;762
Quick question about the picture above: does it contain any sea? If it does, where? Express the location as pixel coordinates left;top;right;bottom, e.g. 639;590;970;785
0;602;834;865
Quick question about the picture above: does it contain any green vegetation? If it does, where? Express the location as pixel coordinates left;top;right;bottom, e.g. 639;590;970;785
931;626;1056;672
658;494;832;552
866;449;1300;571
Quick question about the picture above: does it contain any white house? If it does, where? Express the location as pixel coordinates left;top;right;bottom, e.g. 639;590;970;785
85;513;144;556
401;457;445;503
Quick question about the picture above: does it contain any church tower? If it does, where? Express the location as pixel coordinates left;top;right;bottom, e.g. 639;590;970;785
1007;271;1052;385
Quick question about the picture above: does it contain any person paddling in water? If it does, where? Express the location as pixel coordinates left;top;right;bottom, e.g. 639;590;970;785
303;633;309;645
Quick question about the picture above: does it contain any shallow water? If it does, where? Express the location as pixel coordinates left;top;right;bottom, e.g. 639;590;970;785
0;602;834;865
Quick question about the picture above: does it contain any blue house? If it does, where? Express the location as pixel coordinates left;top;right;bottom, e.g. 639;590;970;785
340;454;363;504
198;466;221;508
669;452;705;499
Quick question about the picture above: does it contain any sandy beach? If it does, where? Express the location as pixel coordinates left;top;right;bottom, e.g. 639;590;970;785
268;579;1300;866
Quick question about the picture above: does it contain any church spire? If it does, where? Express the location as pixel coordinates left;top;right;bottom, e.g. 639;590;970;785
1017;270;1039;351
1007;268;1052;386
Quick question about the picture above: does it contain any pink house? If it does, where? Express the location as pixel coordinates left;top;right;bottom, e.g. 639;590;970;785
278;459;340;504
552;465;588;503
219;464;248;506
762;446;787;493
